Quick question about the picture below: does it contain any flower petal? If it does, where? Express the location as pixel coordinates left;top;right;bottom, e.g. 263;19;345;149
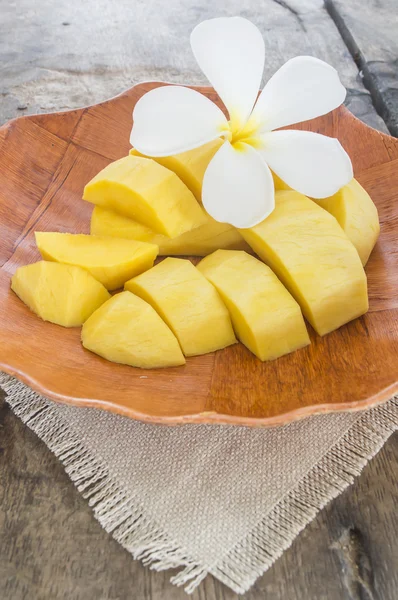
258;130;353;198
250;56;346;132
190;17;265;130
130;85;228;157
202;141;274;228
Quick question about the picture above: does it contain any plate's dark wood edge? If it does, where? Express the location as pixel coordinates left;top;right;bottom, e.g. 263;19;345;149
1;358;397;429
0;83;212;134
1;81;396;156
0;82;397;427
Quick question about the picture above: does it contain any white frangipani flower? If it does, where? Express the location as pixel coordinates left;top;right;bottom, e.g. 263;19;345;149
130;17;353;228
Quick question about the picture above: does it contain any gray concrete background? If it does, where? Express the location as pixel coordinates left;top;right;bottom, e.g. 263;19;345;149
0;0;387;131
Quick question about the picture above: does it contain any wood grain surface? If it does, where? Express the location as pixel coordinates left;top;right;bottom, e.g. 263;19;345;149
326;0;398;137
0;0;388;133
1;1;397;598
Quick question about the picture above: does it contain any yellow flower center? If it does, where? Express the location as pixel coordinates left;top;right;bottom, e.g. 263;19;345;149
220;118;262;150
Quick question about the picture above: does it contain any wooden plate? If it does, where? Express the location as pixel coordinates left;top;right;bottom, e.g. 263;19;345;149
0;83;397;427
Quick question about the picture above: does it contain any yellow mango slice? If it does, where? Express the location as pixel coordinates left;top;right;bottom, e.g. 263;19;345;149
35;232;158;291
240;191;368;336
272;172;292;191
83;155;206;237
11;261;110;327
125;257;236;356
130;138;223;202
82;291;185;368
272;176;379;266
198;250;310;360
312;179;380;266
90;206;158;244
90;206;250;256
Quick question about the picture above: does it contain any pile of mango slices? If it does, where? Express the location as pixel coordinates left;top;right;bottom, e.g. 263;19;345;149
11;140;380;368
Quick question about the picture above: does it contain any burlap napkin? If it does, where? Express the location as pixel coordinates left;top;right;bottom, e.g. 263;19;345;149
2;372;397;594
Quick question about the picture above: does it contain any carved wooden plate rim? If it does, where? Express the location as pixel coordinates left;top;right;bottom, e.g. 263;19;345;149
0;82;397;427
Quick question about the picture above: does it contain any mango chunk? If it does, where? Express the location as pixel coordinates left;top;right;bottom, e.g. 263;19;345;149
90;206;250;256
130;138;223;202
272;172;292;191
198;250;310;360
35;232;158;291
125;257;236;356
273;176;379;266
240;191;368;336
312;179;380;266
11;261;110;327
83;155;206;237
82;291;185;368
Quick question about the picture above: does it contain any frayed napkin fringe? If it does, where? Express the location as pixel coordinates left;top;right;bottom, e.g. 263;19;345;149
2;372;397;594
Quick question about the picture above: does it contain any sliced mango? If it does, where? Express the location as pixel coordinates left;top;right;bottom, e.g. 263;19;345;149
125;257;236;356
90;206;250;256
35;232;158;291
273;176;379;266
91;206;159;244
240;191;368;336
312;179;379;266
130;138;223;202
11;261;110;327
198;250;310;360
272;172;292;191
83;155;206;237
82;291;185;368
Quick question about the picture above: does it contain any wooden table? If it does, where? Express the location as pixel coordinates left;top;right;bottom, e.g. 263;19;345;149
0;1;397;598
